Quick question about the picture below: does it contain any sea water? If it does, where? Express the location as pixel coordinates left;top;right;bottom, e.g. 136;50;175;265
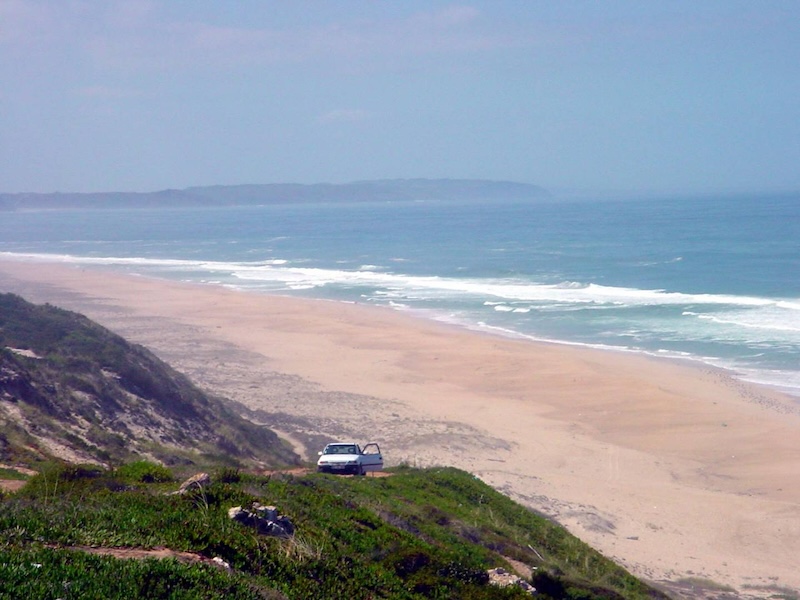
1;193;799;396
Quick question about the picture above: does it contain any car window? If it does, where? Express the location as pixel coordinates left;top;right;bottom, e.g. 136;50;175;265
324;445;354;455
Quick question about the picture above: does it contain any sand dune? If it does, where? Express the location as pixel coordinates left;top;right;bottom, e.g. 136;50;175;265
1;259;799;597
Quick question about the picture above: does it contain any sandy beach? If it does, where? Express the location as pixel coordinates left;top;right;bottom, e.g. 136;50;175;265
1;259;799;597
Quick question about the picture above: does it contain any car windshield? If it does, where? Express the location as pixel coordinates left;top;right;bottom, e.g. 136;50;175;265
324;445;357;455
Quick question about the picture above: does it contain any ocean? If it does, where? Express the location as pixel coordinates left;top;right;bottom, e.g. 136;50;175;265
2;192;799;396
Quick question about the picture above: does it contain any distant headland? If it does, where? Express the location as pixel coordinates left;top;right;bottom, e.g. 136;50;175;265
0;179;550;211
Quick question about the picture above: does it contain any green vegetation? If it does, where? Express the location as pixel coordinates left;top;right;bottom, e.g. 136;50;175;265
114;460;175;484
0;467;28;481
0;462;667;599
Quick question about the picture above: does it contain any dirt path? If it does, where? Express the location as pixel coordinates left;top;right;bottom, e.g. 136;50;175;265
0;479;27;493
45;545;231;569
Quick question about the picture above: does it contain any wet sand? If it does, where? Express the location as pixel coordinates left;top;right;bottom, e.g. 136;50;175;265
1;259;799;597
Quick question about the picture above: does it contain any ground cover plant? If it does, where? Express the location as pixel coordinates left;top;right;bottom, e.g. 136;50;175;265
0;462;668;599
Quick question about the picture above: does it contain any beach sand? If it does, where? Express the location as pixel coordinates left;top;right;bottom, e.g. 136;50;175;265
1;259;799;597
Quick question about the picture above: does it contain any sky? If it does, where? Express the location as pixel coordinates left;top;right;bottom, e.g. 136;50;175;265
1;1;799;195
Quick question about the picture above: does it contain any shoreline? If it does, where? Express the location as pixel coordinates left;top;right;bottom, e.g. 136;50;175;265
1;259;799;597
419;308;800;402
346;293;800;403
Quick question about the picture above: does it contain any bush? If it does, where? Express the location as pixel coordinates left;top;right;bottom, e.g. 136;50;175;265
214;466;242;484
114;460;173;484
0;548;275;599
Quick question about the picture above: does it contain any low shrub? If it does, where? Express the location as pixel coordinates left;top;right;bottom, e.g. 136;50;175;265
0;548;278;599
114;460;173;484
214;466;242;484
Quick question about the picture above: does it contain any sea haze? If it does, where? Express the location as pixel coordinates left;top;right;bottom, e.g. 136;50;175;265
2;192;799;396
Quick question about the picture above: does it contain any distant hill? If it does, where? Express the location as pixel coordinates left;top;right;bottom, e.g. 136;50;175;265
0;293;300;468
0;179;549;211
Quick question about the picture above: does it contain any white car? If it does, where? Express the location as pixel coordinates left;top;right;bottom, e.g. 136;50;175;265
316;442;383;475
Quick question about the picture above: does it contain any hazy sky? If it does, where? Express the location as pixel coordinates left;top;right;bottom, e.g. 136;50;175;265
2;1;799;195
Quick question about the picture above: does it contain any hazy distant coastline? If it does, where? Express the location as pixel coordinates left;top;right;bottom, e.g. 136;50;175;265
0;179;550;211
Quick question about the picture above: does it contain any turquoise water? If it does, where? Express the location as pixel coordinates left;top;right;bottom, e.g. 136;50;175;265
2;193;799;395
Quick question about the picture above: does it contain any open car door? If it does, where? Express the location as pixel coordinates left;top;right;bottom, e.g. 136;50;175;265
361;443;383;472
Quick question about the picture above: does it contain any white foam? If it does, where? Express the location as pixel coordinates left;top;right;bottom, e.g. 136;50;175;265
0;251;288;271
230;267;796;315
695;308;800;336
5;251;798;316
